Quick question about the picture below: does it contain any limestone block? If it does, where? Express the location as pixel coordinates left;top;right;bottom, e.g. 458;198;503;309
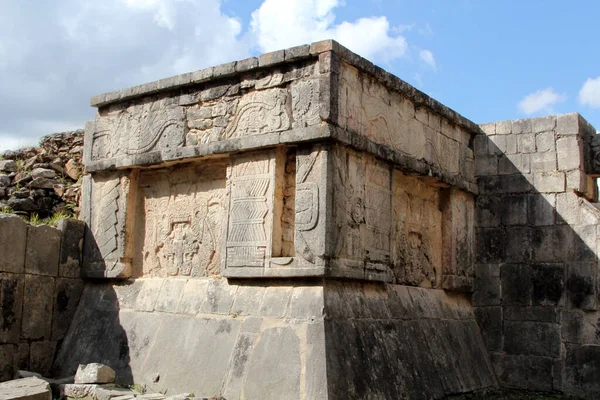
556;113;580;135
492;354;553;392
534;171;565;193
530;150;557;172
75;363;116;384
21;275;54;340
199;279;237;314
56;218;85;278
504;320;561;358
474;307;502;351
531;263;565;307
566;262;597;310
517;133;535;153
83;171;137;279
512;118;532;134
135;161;226;277
535;131;556;153
176;279;208;315
242;327;302;400
532;116;556;133
291;79;320;128
475;227;506;264
259;286;292;317
473;134;489;157
135;279;164;312
60;383;114;398
557;136;582;171
287;286;324;319
0;215;27;274
476;154;498;177
154;279;186;313
16;343;29;371
479;122;495;135
230;286;264;316
29;341;56;377
0;273;24;344
528;193;555;226
496;120;512;135
0;344;16;382
441;188;475;283
91;100;185;162
565;345;600;398
0;377;51;400
51;278;85;341
473;264;501;306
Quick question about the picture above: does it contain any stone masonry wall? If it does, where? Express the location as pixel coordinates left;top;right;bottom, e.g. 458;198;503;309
0;215;85;381
474;113;600;397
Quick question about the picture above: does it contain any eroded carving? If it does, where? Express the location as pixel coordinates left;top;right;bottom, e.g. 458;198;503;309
223;89;290;139
292;79;320;128
92;102;185;161
138;163;226;277
392;171;443;288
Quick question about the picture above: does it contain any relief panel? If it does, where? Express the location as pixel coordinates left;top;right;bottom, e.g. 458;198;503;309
135;162;227;277
331;146;392;276
392;171;443;288
82;171;137;278
291;79;320;128
223;151;276;274
92;99;185;161
338;62;463;177
292;144;328;266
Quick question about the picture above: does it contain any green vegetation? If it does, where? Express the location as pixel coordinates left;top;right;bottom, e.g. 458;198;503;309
0;206;14;214
130;383;146;394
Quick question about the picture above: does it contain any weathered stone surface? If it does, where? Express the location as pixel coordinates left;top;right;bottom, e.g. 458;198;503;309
0;160;17;173
56;218;85;278
25;225;60;276
0;377;51;400
75;363;116;384
0;344;16;382
30;168;56;180
29;341;57;377
51;278;85;341
0;215;27;274
60;383;113;398
21;275;54;340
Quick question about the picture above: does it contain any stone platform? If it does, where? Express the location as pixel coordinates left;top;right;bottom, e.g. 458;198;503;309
54;40;494;399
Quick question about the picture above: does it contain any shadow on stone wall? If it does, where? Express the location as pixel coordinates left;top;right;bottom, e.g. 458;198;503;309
52;282;133;385
473;114;600;398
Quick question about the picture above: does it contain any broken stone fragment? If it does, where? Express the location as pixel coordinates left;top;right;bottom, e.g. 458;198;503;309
0;377;51;400
94;386;136;400
0;159;17;172
31;168;56;180
28;178;59;189
0;174;11;187
64;159;82;180
59;383;114;398
74;363;116;384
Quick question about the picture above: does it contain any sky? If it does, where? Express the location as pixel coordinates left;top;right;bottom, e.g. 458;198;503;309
1;0;599;151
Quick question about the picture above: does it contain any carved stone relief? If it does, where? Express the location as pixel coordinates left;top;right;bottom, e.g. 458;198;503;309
291;79;320;128
83;171;136;278
332;146;392;270
224;151;275;270
136;163;226;277
294;145;326;264
392;171;443;288
338;62;463;176
92;100;185;161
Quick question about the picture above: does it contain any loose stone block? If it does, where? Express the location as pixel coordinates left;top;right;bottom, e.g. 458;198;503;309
25;225;60;276
21;275;54;340
0;215;27;274
0;377;51;400
75;363;116;384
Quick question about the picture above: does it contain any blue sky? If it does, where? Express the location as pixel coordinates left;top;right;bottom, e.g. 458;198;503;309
1;0;599;151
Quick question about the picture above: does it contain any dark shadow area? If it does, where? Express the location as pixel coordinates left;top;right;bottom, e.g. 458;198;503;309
52;281;133;385
472;115;600;398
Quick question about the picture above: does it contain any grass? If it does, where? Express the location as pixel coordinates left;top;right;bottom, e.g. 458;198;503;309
130;383;146;394
0;206;14;214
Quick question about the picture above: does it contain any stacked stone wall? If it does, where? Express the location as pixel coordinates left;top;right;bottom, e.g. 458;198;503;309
0;215;85;381
474;113;600;397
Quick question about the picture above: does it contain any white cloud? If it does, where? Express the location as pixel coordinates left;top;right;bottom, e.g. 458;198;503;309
250;0;408;63
0;0;249;152
579;76;600;108
419;49;436;69
517;88;566;115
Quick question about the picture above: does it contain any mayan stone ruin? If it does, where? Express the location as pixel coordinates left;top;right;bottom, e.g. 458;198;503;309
2;39;600;399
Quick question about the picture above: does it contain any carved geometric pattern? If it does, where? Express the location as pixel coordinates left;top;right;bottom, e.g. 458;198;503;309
96;178;120;260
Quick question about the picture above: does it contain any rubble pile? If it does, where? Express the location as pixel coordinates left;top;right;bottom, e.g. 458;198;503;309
0;130;84;219
0;364;226;400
